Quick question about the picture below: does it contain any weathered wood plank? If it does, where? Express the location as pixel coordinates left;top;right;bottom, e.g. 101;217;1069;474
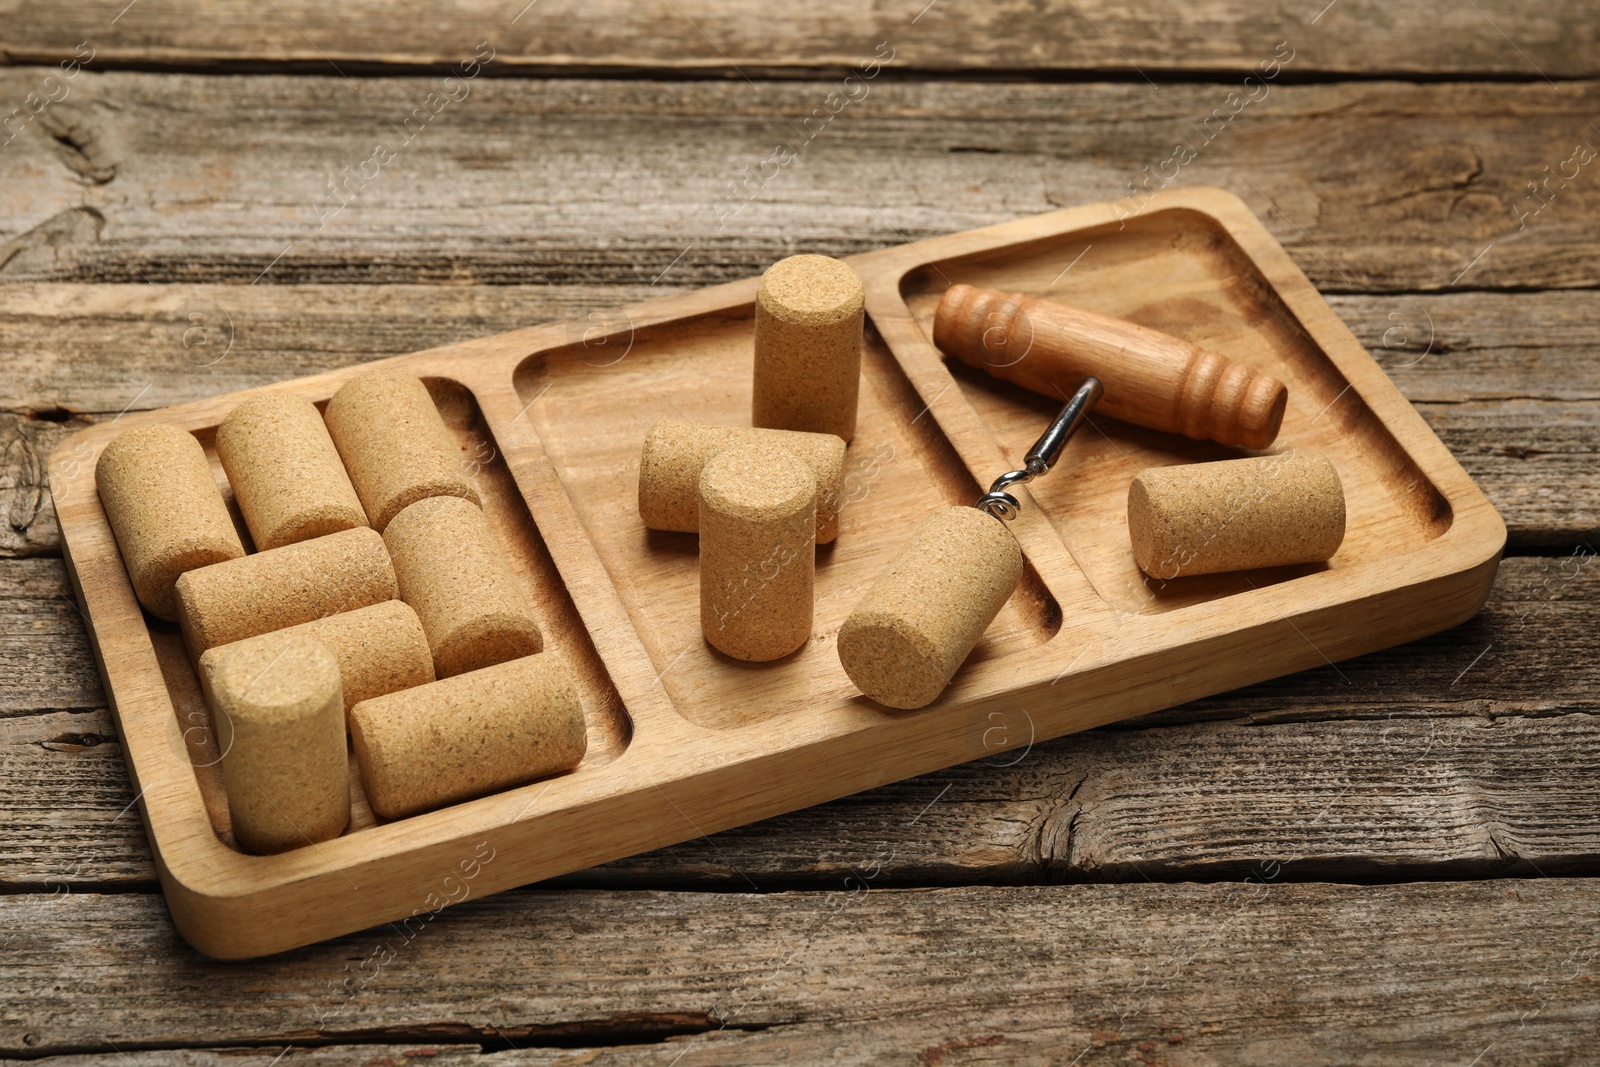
0;708;148;887
1339;290;1600;549
1417;400;1598;550
1139;547;1598;722
3;882;1597;1062
1327;291;1600;405
11;706;1594;891
5;556;1593;889
2;0;1596;78
3;286;1596;555
0;284;675;417
2;74;1597;291
7;287;1594;416
0;284;678;557
10;403;1591;555
0;559;103;713
0;1052;482;1067
6;552;1592;725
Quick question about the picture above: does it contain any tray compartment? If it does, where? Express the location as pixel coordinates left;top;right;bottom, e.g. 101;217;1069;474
143;376;630;849
898;206;1454;615
513;305;1062;731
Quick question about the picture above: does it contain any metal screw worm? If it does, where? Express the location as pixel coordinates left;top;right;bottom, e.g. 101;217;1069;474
975;376;1104;521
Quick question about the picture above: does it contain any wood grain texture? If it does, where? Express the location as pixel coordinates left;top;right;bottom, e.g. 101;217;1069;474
1331;292;1600;405
3;881;1598;1062
15;406;1592;556
6;556;1591;890
0;1052;484;1067
2;74;1598;291
2;0;1597;77
0;284;675;417
6;287;1591;417
1337;289;1600;546
1419;401;1597;551
3;286;1594;557
0;558;103;712
0;412;71;558
0;708;147;886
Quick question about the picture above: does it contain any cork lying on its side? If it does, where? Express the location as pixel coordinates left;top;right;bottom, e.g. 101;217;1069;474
638;421;847;543
210;632;349;854
1127;451;1346;579
752;254;865;442
383;495;542;678
350;653;587;820
699;443;816;662
94;424;245;621
176;526;398;656
216;394;367;550
198;600;434;719
324;368;479;532
838;506;1023;710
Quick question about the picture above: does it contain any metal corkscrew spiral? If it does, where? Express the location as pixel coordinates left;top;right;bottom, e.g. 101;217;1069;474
976;376;1103;521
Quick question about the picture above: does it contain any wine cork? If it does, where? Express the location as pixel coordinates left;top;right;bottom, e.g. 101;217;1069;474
323;368;479;532
838;506;1022;710
350;653;587;820
176;526;398;656
752;254;864;442
199;600;434;719
699;444;816;662
210;632;348;854
638;421;847;543
1127;451;1346;579
383;495;542;678
216;394;367;551
94;424;245;621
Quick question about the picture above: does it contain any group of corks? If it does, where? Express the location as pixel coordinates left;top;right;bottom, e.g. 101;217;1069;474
637;254;862;662
100;255;1350;819
633;255;1064;709
95;369;586;855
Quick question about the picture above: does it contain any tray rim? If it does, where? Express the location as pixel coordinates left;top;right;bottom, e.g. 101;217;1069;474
48;186;1506;958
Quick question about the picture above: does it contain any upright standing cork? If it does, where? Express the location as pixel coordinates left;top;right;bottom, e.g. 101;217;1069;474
199;600;434;719
94;424;245;621
176;526;398;656
210;632;348;854
638;421;847;543
1127;451;1346;579
350;653;587;820
323;368;480;532
752;254;865;442
216;394;367;551
699;444;816;662
838;506;1023;710
383;495;542;678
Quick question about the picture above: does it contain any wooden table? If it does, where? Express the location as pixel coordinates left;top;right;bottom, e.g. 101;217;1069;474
4;3;1597;1062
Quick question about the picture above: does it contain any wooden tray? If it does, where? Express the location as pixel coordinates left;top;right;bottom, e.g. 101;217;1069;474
50;187;1505;959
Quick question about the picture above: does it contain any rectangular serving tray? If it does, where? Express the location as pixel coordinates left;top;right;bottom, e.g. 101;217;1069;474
51;187;1505;958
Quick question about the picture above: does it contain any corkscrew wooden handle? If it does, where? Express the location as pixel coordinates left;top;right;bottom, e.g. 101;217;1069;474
932;284;1288;450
